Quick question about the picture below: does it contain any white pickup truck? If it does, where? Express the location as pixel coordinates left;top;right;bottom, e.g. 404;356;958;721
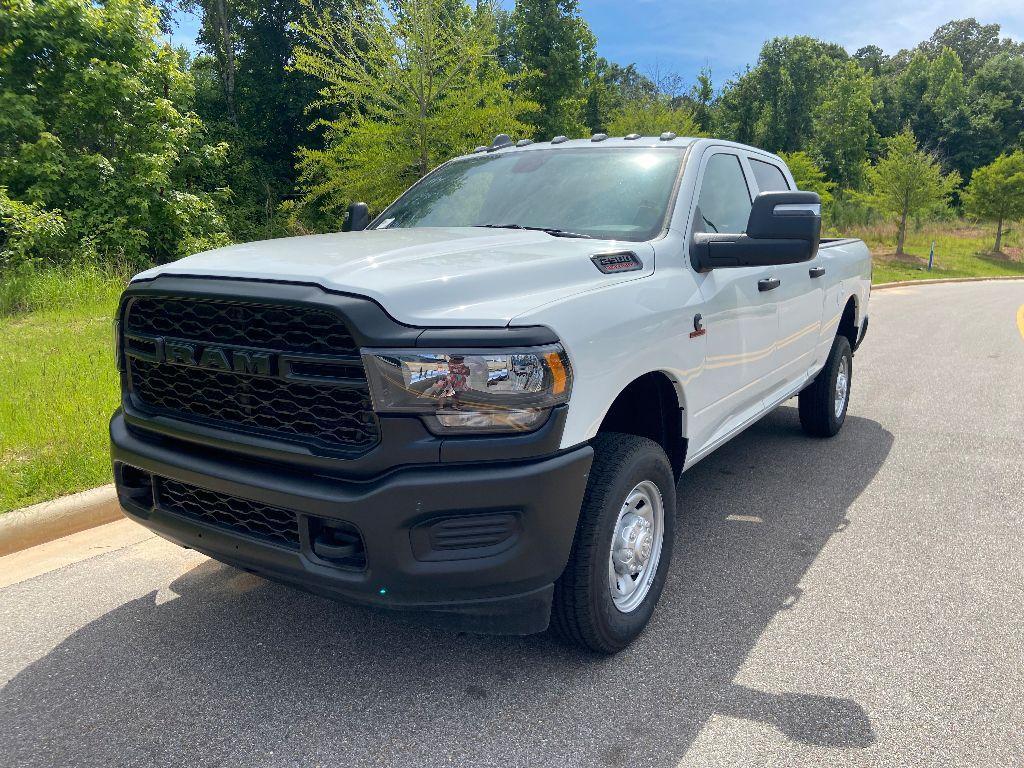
111;134;871;652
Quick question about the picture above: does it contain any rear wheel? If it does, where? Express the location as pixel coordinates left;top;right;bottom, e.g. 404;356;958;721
551;433;676;653
799;335;852;437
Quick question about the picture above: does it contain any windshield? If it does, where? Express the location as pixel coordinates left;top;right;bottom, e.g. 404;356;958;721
375;147;686;242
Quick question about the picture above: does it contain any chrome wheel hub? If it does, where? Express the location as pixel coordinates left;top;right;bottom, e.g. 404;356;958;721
835;357;849;419
608;480;665;613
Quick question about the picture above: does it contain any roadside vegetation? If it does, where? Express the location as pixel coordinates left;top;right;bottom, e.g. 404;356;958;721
851;221;1024;283
0;267;126;512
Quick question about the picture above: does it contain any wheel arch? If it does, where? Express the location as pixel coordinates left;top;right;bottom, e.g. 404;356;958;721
594;370;687;479
838;294;859;350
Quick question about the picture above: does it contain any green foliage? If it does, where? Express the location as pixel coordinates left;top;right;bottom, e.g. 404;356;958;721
714;36;849;152
687;67;715;133
809;60;875;188
881;48;981;176
962;151;1024;252
504;0;596;139
582;58;656;134
606;96;704;138
778;151;835;210
858;127;962;253
181;0;327;241
293;0;536;216
0;188;67;268
918;18;1022;77
0;0;230;267
969;53;1024;161
6;3;1024;268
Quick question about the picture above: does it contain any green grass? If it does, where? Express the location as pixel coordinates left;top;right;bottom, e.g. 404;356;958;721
838;219;1024;284
0;267;127;513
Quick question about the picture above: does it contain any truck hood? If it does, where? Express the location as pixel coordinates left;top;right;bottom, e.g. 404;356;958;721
135;227;653;326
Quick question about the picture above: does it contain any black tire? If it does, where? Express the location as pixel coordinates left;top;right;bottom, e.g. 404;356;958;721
550;432;676;654
799;334;852;437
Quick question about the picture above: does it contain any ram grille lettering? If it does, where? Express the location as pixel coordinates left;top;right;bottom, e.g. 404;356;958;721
126;335;274;377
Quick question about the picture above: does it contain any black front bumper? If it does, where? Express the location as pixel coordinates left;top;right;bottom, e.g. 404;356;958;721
111;411;593;634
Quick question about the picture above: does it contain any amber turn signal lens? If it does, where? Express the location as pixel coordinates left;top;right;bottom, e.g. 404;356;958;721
545;351;567;395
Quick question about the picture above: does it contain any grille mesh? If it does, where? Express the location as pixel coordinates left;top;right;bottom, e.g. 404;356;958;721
128;358;378;448
126;297;359;356
123;296;378;452
157;477;300;548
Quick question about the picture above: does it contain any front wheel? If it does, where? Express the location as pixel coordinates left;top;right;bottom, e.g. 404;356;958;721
799;335;852;437
550;433;676;653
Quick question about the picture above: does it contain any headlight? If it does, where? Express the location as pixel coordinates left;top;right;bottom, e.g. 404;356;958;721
361;345;572;434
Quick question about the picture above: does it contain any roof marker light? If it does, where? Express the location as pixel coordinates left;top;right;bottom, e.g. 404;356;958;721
551;135;568;144
591;133;608;142
472;146;488;153
659;131;677;141
516;139;534;147
624;133;641;140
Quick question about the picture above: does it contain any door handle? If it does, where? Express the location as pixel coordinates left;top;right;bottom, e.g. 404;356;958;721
809;266;826;278
758;277;781;292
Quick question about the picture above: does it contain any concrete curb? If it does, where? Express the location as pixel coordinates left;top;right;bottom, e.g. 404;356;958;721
0;485;122;557
873;275;1024;290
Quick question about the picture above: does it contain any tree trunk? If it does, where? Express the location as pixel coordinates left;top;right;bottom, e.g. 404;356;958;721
211;0;239;127
896;202;908;256
994;216;1003;253
418;91;429;177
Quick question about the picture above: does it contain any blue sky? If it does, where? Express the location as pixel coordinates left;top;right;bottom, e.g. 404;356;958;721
168;0;1024;89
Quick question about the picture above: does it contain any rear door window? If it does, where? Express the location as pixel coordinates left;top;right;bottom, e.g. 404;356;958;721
749;158;790;191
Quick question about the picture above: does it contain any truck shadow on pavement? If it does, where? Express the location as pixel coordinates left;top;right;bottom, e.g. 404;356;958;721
1;407;893;767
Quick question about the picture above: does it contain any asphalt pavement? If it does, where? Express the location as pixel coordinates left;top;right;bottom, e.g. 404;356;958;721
1;280;1022;767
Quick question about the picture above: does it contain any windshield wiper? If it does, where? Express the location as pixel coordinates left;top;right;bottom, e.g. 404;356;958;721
475;223;593;239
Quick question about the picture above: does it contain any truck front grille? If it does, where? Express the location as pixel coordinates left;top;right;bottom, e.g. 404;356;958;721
122;296;379;454
157;477;301;549
126;296;360;356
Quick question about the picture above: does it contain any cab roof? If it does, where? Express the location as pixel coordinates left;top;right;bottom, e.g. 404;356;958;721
451;134;785;165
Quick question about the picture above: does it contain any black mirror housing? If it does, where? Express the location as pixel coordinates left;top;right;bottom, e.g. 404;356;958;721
691;191;821;271
343;202;370;232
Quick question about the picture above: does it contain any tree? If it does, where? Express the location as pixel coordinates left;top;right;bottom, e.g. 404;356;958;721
173;0;329;240
969;52;1024;161
714;36;848;152
0;0;230;265
853;45;888;76
504;0;596;139
962;151;1024;253
582;57;655;134
687;67;715;133
881;47;998;179
809;60;875;188
778;151;835;212
859;127;961;255
606;96;703;138
918;18;1022;78
293;0;535;214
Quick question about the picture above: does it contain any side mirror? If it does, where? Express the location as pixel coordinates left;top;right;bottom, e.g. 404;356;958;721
343;202;370;232
691;191;821;271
